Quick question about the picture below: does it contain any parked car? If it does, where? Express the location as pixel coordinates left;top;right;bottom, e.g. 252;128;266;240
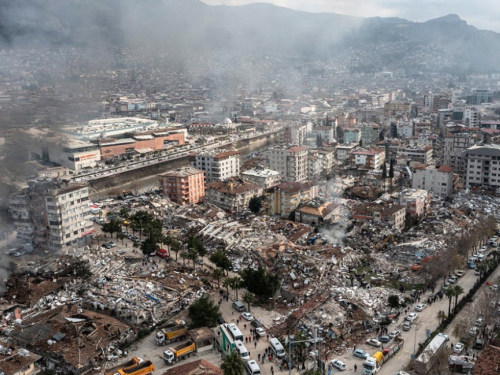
407;313;419;322
217;316;225;325
453;342;464;354
251;320;262;328
389;330;401;339
353;349;368;359
475;269;481;275
443;283;451;290
492;285;498;292
242;312;254;321
448;276;457;284
366;338;382;347
378;335;391;343
469;327;479;336
415;304;427;312
455;270;465;277
403;321;412;331
330;359;346;371
117;249;126;255
437;333;449;341
475;318;484;326
255;327;266;337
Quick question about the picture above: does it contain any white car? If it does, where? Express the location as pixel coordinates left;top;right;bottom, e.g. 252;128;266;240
330;359;346;371
479;246;488;253
469;327;479;336
366;338;382;347
415;304;427;312
475;318;484;327
242;312;254;321
453;342;464;354
407;313;419;322
448;276;457;284
255;327;265;337
492;285;499;292
389;330;401;338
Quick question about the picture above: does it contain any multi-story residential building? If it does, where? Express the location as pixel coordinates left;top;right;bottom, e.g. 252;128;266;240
336;144;358;161
464;106;479;127
412;165;454;198
10;180;93;251
265;146;308;182
391;189;429;218
309;148;335;174
349;148;385;170
465;144;500;188
295;201;342;226
241;168;281;188
205;178;262;212
283;124;306;145
190;150;240;183
270;182;318;218
307;155;323;180
159;167;205;205
312;126;335;143
471;89;493;105
344;128;361;144
443;132;483;176
384;101;412;116
397;145;433;165
397;122;414;138
351;202;406;231
359;123;380;144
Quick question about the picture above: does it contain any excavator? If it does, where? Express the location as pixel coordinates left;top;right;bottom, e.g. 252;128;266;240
375;233;395;251
411;256;434;271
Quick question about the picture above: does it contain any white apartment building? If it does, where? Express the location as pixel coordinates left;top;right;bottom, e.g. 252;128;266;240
190;150;240;183
49;140;101;170
397;122;413;138
412;165;454;198
241;168;281;188
397;146;433;165
465;144;500;188
307;155;323;180
283;125;307;145
10;180;93;251
312;126;335;143
443;133;483;176
265;146;308;182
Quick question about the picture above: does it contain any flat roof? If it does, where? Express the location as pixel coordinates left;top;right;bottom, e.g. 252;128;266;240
242;168;280;178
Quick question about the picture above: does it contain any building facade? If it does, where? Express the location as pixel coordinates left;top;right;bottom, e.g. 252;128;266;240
312;126;335;143
295;201;341;226
443;132;483;176
190;151;241;183
349;148;385;170
159;167;205;205
10;180;93;251
465;144;500;188
270;182;318;218
344;128;361;144
412;165;454;198
265;146;308;182
283;125;306;145
351;203;406;230
205;178;263;212
241;168;281;188
392;189;429;218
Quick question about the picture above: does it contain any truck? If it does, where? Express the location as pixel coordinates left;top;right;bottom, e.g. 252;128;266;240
363;337;404;375
163;341;196;365
117;361;155;375
449;355;475;374
104;357;144;375
414;334;448;375
155;320;188;345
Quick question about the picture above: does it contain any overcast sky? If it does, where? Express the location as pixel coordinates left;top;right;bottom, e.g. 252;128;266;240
201;0;500;32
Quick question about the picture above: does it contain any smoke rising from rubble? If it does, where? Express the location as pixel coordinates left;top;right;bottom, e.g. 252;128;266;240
319;221;349;246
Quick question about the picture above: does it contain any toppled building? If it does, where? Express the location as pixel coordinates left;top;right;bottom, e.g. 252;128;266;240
0;345;41;375
351;202;406;230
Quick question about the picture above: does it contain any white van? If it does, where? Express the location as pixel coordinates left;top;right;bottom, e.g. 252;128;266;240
245;360;261;375
234;340;250;360
226;323;244;342
269;338;286;359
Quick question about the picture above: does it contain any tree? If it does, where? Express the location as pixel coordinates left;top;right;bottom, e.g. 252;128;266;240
379;129;385;141
453;285;464;312
119;206;131;219
180;251;189;267
382;163;387;179
230;277;243;300
210;251;232;275
117;232;126;245
74;260;93;281
170;240;182;261
389;159;394;178
241;266;280;299
188;295;221;328
221;351;245;375
387;295;400;309
102;220;121;239
188;248;198;269
223;277;231;296
336;126;344;143
242;291;255;311
213;268;224;288
316;134;323;147
359;139;363;147
291;331;310;368
446;288;455;317
248;197;262;214
141;237;159;256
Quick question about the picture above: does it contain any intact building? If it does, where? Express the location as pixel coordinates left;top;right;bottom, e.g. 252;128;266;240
283;125;306;145
270;182;318;218
190;150;240;183
465;144;500;188
412;165;454;198
443;132;483;176
351;202;406;230
265;146;308;182
10;180;93;251
159;167;205;205
312;126;335;143
391;189;429;218
205;178;262;212
349;148;385;170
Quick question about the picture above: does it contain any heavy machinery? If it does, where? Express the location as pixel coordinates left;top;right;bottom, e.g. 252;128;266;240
104;357;143;375
375;233;395;251
363;337;404;375
155;320;188;345
411;256;434;271
118;361;155;375
163;341;196;365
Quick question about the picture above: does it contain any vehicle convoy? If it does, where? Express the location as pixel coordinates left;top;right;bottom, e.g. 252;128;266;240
163;341;196;364
104;357;144;375
156;320;188;345
363;337;404;375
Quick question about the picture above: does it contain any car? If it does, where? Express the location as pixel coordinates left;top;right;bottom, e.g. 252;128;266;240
251;320;262;328
415;304;427;312
478;254;485;261
436;289;445;298
469;327;479;336
107;241;116;248
448;276;457;284
443;283;450;290
242;312;254;321
378;335;391;343
475;318;484;327
407;313;419;322
353;349;368;359
366;338;382;347
330;359;346;371
474;269;481;275
453;342;464;354
7;249;18;255
217;316;225;325
492;285;499;292
492;236;499;241
479;246;488;253
403;321;412;331
117;249;126;255
389;330;401;339
455;270;465;277
255;327;265;337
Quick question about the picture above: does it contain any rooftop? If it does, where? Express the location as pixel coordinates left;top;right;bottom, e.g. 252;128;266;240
160;167;204;178
207;178;260;195
277;182;313;194
242;168;280;178
161;359;223;375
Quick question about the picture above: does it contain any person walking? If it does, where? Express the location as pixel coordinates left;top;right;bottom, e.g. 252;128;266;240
354;364;357;372
271;366;274;375
254;341;257;349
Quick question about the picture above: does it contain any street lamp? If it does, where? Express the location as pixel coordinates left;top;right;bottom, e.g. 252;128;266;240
413;322;424;362
287;326;323;375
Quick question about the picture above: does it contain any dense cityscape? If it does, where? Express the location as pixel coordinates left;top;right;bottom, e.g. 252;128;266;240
1;1;500;375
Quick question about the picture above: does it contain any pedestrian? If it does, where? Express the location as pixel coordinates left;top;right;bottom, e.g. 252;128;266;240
354;364;357;372
258;354;261;361
236;319;239;325
254;341;257;349
271;366;274;375
265;348;268;355
353;344;356;351
249;336;252;342
245;337;248;343
262;356;265;364
244;324;247;330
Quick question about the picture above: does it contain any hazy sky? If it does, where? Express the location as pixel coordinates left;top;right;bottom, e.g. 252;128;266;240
201;0;500;32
